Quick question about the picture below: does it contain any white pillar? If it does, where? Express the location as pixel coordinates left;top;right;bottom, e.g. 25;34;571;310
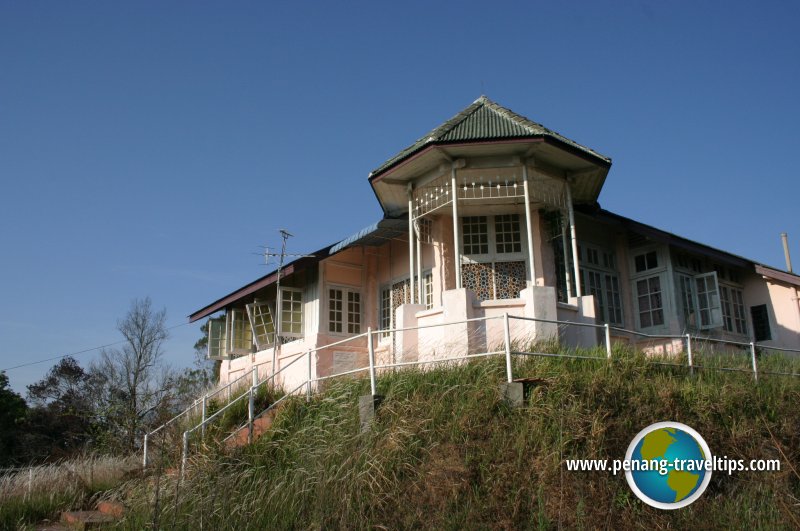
561;210;573;298
522;164;537;287
565;179;582;298
416;222;423;303
408;184;416;304
451;164;462;289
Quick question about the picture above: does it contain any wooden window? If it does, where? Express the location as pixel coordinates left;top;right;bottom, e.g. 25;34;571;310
634;251;658;273
494;214;522;254
417;218;432;244
280;288;303;337
329;289;343;333
206;317;228;360
246;300;275;350
347;291;361;334
637;276;664;328
329;288;361;335
694;272;723;329
424;272;433;309
462;216;489;255
380;287;391;337
720;285;747;335
228;308;253;355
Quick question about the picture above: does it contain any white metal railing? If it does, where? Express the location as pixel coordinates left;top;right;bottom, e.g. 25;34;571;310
141;312;799;474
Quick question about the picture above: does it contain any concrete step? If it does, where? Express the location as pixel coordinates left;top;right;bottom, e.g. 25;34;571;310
224;404;283;450
60;510;116;530
96;500;125;518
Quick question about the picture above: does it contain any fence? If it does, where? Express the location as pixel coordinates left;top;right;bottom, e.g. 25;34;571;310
141;313;800;474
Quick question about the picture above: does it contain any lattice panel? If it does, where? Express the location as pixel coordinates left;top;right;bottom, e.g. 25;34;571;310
494;261;527;299
462;262;494;301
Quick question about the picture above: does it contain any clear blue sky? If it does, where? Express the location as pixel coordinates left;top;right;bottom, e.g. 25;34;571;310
2;1;798;393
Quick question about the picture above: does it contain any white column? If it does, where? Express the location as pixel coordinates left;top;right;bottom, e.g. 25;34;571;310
408;184;416;304
451;165;462;289
561;210;573;297
565;179;582;298
416;221;423;303
522;164;537;287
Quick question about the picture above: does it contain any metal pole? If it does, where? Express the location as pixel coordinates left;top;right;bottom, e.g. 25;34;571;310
252;366;258;388
604;323;612;359
142;433;148;468
750;342;759;382
368;327;377;396
306;349;312;401
27;468;32;501
181;431;188;479
686;334;694;375
248;386;254;444
201;396;207;438
503;313;513;383
408;185;416;305
451;163;462;289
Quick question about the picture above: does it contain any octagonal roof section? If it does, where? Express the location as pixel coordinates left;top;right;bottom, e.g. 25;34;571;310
368;96;612;216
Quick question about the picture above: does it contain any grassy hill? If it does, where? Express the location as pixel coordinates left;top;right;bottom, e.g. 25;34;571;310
113;352;800;530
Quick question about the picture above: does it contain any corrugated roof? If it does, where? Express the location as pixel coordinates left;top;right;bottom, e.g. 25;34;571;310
328;218;407;255
370;95;611;178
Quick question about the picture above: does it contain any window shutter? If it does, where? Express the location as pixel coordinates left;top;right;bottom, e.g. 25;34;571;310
246;300;275;350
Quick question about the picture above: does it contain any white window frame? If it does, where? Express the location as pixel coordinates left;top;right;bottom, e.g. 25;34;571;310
246;299;275;350
636;274;665;329
461;214;527;301
279;287;304;339
694;272;723;330
327;286;361;336
423;271;434;310
578;243;622;325
206;316;228;360
720;283;747;336
228;308;253;356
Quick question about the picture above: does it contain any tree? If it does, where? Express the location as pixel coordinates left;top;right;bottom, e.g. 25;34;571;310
23;357;97;460
94;297;171;452
0;371;27;466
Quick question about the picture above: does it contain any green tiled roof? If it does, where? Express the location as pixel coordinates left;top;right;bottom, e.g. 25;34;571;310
370;96;610;178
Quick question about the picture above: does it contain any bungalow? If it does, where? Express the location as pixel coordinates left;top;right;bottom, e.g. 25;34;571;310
189;96;800;388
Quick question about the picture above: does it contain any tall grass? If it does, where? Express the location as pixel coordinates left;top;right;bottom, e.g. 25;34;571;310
0;455;139;529
113;351;800;530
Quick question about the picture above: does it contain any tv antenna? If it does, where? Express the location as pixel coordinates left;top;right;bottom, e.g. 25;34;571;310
262;229;315;378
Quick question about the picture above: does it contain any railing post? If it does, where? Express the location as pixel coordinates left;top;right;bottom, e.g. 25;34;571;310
248;386;255;444
306;349;312;401
201;395;207;438
503;313;513;383
227;382;231;403
686;334;694;375
750;342;759;383
368;327;377;396
142;433;149;468
180;431;188;479
252;366;258;387
604;323;612;360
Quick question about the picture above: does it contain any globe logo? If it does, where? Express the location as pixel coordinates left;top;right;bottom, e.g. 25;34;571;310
624;421;713;509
